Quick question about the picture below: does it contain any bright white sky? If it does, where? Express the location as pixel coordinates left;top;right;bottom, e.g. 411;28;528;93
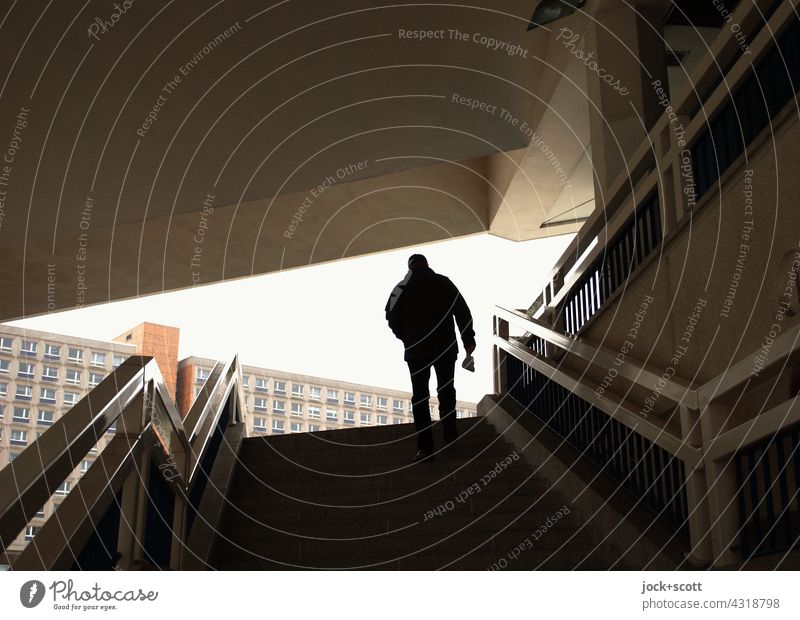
9;233;573;404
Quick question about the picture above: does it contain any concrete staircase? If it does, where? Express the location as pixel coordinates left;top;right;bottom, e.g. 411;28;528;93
210;417;628;570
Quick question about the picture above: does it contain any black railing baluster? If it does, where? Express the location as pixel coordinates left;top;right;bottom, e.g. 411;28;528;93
775;436;791;550
762;444;778;551
748;449;763;553
735;452;749;556
503;356;690;538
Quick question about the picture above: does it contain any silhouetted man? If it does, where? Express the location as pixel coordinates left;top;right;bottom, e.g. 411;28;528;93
385;254;476;463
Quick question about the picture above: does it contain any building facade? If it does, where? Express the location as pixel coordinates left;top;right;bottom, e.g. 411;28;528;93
177;356;477;437
0;324;137;554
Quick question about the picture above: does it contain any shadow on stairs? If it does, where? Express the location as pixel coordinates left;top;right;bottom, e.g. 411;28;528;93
209;417;635;570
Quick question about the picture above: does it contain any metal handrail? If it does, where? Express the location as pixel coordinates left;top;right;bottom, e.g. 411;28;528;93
497;307;800;450
2;354;244;570
495;333;702;468
496;307;695;405
527;0;796;323
495;301;800;564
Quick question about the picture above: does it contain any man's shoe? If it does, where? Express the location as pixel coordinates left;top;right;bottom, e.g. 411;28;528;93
413;448;435;463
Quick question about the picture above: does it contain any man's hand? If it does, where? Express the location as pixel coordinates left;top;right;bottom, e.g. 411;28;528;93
465;342;475;355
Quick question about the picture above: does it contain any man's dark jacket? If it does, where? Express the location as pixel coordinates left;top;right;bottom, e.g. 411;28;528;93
385;266;476;361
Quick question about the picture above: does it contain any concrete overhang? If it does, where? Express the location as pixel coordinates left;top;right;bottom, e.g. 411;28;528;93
0;0;614;320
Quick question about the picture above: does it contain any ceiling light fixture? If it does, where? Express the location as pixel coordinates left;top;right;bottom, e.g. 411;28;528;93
528;0;586;31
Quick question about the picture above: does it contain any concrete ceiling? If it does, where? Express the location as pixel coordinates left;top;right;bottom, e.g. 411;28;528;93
0;0;672;320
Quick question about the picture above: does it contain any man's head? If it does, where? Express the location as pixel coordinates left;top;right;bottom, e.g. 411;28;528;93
407;254;428;270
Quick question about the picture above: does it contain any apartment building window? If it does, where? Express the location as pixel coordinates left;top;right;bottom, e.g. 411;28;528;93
344;391;356;405
112;355;126;368
241;375;249;388
254;398;267;412
55;481;71;495
327;389;338;404
18;362;34;379
63;391;79;407
35;509;45;518
291;403;303;417
88;373;104;387
343;411;355;425
392;399;404;413
308;406;320;419
106;423;116;434
0;382;6;397
13;406;30;421
21;340;38;356
44;344;61;359
10;430;28;445
326;409;338;421
273;381;286;395
67;347;83;363
377;397;388;410
272;420;285;433
15;385;33;401
0;337;12;352
253;417;267;432
254;377;268;392
25;526;40;541
273;400;286;414
291;383;304;397
196;367;211;382
290;422;303;433
0;359;8;374
38;410;55;426
377;415;387;426
42;365;59;381
39;388;56;404
309;386;321;400
308;424;320;432
90;352;106;367
393;418;404;425
360;413;371;425
80;460;92;474
66;369;81;385
360;394;372;408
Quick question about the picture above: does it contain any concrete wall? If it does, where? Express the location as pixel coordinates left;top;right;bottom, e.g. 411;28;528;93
579;111;800;421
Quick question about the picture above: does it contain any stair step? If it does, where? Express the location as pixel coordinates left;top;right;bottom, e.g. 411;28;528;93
240;433;507;466
209;416;624;570
214;512;582;566
226;472;554;511
246;418;486;447
229;455;534;494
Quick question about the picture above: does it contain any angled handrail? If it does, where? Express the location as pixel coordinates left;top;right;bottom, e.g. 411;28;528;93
495;333;702;468
496;307;696;405
0;358;149;550
495;299;800;565
2;354;245;570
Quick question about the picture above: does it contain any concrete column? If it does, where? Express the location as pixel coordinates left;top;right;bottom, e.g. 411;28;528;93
699;402;741;566
493;317;509;396
585;3;667;201
679;403;712;565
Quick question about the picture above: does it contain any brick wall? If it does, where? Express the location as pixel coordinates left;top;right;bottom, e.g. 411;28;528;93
114;323;180;400
176;362;196;418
